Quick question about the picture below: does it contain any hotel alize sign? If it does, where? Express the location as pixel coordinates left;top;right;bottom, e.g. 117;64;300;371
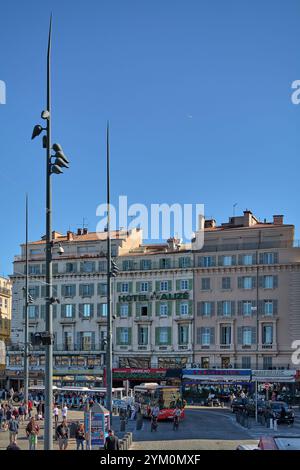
118;292;190;302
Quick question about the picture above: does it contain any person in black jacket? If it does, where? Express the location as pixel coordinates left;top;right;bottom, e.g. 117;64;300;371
104;430;120;450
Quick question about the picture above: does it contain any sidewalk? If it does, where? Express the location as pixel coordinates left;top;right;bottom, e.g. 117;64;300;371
0;410;132;450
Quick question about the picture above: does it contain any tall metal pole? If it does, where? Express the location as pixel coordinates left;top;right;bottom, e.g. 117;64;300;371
24;194;29;407
44;15;53;450
106;122;113;421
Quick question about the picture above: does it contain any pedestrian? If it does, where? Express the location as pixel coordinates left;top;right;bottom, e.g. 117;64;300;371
8;415;19;444
37;401;43;420
104;429;120;450
6;442;21;450
53;404;59;427
26;417;40;450
75;422;85;450
62;403;68;420
18;403;25;422
28;399;33;419
0;404;5;430
56;419;69;450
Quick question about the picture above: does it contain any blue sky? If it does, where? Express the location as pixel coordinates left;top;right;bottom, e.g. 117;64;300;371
0;0;300;276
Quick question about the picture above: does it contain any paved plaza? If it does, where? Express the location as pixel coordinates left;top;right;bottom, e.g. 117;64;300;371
1;406;300;450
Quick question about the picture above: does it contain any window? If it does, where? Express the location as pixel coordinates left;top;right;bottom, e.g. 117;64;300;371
121;283;129;293
243;277;253;289
81;332;92;350
262;252;276;264
83;304;91;318
98;303;107;317
159;328;169;344
242;357;251;369
65;304;73;318
201;357;210;368
160;303;168;316
160;258;170;269
263;356;273;369
64;332;73;350
178;325;189;344
264;301;273;316
262;325;273;344
160;281;168;291
141;259;151;270
99;261;106;272
81;261;95;273
180;303;188;315
203;256;215;268
220;326;231;345
29;265;40;275
264;276;274;289
203;302;211;316
180;279;188;290
222;277;231;290
138;326;148;345
202;328;211;346
243;301;252;316
140;282;148;292
120;328;129;344
222;301;231;316
66;262;76;273
28;305;36;319
64;285;75;297
223;256;233;266
78;246;96;254
120;304;129;318
243;254;253;265
81;284;93;297
179;257;190;268
122;260;133;271
201;278;210;290
141;305;148;317
243;328;252;345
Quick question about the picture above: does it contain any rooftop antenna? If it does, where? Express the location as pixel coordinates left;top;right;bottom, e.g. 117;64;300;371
233;203;237;217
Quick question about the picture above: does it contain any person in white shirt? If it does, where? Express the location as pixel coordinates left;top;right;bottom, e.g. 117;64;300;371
53;405;59;426
62;404;68;420
151;405;160;418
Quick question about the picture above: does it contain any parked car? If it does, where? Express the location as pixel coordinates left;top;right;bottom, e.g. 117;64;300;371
204;397;221;407
231;398;248;413
264;401;295;424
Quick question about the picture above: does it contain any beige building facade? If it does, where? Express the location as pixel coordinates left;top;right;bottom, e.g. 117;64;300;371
192;211;300;370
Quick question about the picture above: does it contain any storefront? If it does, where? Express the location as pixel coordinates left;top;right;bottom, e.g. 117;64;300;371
252;369;297;403
112;368;167;387
182;368;252;403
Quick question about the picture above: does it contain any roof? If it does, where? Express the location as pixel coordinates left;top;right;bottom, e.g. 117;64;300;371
24;230;131;246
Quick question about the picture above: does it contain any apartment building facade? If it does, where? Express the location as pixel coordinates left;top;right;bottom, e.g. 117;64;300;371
7;228;193;388
193;211;300;371
0;276;12;387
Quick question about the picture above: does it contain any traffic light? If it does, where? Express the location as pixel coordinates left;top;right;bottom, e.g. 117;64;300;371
101;338;108;350
111;259;119;277
32;332;53;346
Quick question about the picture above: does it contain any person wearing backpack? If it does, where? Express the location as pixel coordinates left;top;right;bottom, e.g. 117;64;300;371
8;416;19;444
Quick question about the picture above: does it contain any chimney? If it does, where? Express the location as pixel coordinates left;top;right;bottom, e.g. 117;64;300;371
273;214;284;225
83;228;88;235
198;214;205;231
204;219;216;229
77;228;82;235
243;210;253;227
67;231;74;241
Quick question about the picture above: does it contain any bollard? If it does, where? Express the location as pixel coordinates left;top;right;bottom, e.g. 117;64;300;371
123;438;128;450
120;417;126;432
273;419;277;431
269;418;273;429
119;439;124;450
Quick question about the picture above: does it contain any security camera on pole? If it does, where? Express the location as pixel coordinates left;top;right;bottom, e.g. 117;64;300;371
31;15;70;450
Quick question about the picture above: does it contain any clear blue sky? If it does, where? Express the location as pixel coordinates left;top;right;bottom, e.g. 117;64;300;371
0;0;300;276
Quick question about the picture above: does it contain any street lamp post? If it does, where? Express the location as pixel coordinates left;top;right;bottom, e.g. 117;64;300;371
24;195;29;407
106;122;113;420
31;16;70;450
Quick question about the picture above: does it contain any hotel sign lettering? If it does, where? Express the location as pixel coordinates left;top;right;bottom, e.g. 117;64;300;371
118;292;189;302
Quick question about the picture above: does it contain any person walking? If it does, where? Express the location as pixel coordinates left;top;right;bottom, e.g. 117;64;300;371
104;430;120;450
28;399;33;419
53;404;59;427
173;406;181;430
56;419;69;450
26;417;40;450
75;422;85;450
8;415;19;444
62;403;68;420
